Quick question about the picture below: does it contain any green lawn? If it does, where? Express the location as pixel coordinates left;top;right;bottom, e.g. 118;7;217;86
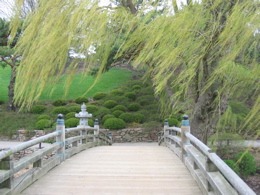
0;67;11;101
0;67;134;102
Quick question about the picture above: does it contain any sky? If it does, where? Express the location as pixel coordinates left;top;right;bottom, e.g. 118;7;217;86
0;0;191;19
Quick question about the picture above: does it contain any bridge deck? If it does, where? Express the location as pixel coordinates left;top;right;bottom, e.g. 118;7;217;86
21;145;202;195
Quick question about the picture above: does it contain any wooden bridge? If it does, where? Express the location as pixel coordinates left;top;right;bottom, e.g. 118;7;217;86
0;105;256;195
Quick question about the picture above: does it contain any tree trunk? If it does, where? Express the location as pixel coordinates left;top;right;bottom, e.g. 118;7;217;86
8;67;16;111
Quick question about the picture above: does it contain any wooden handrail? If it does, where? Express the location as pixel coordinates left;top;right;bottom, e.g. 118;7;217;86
160;117;256;195
0;111;112;195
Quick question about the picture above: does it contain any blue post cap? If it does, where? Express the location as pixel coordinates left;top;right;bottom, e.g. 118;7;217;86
57;114;64;125
164;119;169;126
182;115;190;126
183;115;189;120
94;119;99;125
58;114;64;119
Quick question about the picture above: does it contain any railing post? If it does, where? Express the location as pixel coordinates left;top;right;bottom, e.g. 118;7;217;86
181;115;190;162
94;119;99;145
56;114;65;161
0;153;14;189
164;119;169;144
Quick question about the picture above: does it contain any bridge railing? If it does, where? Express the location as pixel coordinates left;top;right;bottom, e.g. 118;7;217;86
159;116;255;195
0;112;112;195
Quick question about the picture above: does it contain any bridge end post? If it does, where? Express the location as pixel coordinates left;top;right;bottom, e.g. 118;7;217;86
94;119;99;145
164;119;169;145
56;114;65;161
181;115;190;162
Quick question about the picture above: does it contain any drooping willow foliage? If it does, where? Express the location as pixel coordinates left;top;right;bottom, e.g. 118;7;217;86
10;0;259;140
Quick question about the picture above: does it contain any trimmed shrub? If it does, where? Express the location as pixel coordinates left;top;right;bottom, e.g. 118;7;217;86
65;118;79;128
75;96;88;104
224;160;239;174
0;100;4;105
102;114;116;124
104;100;118;109
93;107;111;119
119;113;134;123
112;105;127;112
124;92;136;101
234;152;257;177
65;112;76;119
110;89;124;96
132;85;141;90
86;105;98;113
112;110;124;118
93;92;107;100
69;106;81;113
52;107;69;115
136;95;155;102
139;99;149;106
37;115;51;121
52;99;66;106
128;103;141;111
35;119;52;130
133;113;146;123
104;118;126;130
88;119;94;127
167;118;180;126
31;105;46;114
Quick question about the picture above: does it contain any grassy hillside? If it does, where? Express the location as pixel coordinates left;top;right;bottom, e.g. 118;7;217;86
0;67;134;102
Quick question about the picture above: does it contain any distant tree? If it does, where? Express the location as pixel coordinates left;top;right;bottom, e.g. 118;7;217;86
0;18;21;111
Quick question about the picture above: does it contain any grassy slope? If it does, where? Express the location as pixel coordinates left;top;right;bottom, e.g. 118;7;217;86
0;67;11;101
0;67;134;102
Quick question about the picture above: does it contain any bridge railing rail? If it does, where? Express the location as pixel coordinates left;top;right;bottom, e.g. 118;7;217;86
0;112;112;195
159;116;255;195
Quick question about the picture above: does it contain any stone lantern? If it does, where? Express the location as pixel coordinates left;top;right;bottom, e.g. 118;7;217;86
75;103;92;127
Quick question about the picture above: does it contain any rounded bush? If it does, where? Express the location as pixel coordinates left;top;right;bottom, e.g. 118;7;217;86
139;99;150;106
93;107;111;119
35;119;52;130
65;118;79;128
128;103;141;111
52;99;66;106
104;100;118;109
112;110;124;118
233;152;257;177
104;118;126;130
110;89;124;96
88;119;94;127
224;160;239;174
65;112;76;119
119;113;134;123
133;113;146;123
31;105;46;114
102;114;116;124
87;105;98;113
112;105;127;112
75;96;89;104
132;85;141;90
124;92;136;101
52;107;69;115
167;118;180;126
69;106;81;113
93;92;107;100
37;115;51;121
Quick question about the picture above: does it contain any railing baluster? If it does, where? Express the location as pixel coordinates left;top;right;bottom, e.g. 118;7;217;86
0;154;14;189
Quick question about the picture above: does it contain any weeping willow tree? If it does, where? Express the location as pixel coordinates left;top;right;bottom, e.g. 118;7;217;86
10;0;259;141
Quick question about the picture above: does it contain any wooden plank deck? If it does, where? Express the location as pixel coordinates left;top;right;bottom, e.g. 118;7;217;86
21;145;202;195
